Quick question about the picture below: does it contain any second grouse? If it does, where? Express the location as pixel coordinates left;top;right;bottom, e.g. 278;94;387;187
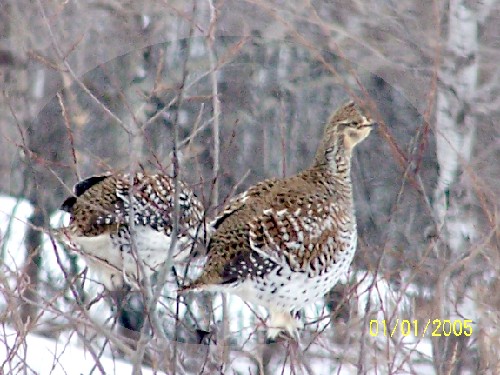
60;172;204;290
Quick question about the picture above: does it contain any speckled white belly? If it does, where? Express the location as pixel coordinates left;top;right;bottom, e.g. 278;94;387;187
231;232;357;312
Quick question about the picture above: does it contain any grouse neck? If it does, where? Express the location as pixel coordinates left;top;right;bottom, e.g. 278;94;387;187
313;151;353;179
306;162;353;201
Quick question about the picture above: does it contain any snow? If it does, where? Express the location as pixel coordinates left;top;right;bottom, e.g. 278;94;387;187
1;195;77;279
0;195;112;322
350;270;412;319
1;196;33;269
0;326;155;375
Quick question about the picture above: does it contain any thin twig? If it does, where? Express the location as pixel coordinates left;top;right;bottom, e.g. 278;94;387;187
207;0;229;367
35;0;124;128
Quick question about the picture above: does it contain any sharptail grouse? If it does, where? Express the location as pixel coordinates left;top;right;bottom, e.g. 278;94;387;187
182;101;375;338
60;172;204;290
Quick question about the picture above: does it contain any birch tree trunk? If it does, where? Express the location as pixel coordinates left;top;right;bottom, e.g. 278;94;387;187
432;0;478;373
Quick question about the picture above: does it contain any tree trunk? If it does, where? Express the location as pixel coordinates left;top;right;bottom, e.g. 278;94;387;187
432;0;478;373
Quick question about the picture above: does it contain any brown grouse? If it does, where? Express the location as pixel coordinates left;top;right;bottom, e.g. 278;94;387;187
60;172;204;290
183;101;375;338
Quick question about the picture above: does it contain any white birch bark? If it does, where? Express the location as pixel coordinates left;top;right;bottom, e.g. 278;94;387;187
433;1;483;373
434;0;478;239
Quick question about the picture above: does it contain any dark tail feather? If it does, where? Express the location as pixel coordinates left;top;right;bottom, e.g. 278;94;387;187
178;274;236;293
178;282;201;293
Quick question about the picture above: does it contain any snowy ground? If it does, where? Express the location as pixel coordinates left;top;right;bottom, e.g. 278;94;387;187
0;325;157;375
0;195;437;374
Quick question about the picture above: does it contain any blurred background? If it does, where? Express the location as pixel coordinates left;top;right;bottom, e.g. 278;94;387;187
0;1;499;374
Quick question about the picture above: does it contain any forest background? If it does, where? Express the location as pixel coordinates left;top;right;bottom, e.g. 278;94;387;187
0;0;499;374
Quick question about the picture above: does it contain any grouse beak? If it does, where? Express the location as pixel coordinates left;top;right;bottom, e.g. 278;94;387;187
360;115;377;129
366;119;378;128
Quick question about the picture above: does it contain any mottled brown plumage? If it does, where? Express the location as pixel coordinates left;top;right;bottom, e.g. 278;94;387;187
59;172;204;290
183;101;375;338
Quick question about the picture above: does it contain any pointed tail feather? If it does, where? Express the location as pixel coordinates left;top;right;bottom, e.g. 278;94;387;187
178;280;205;293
